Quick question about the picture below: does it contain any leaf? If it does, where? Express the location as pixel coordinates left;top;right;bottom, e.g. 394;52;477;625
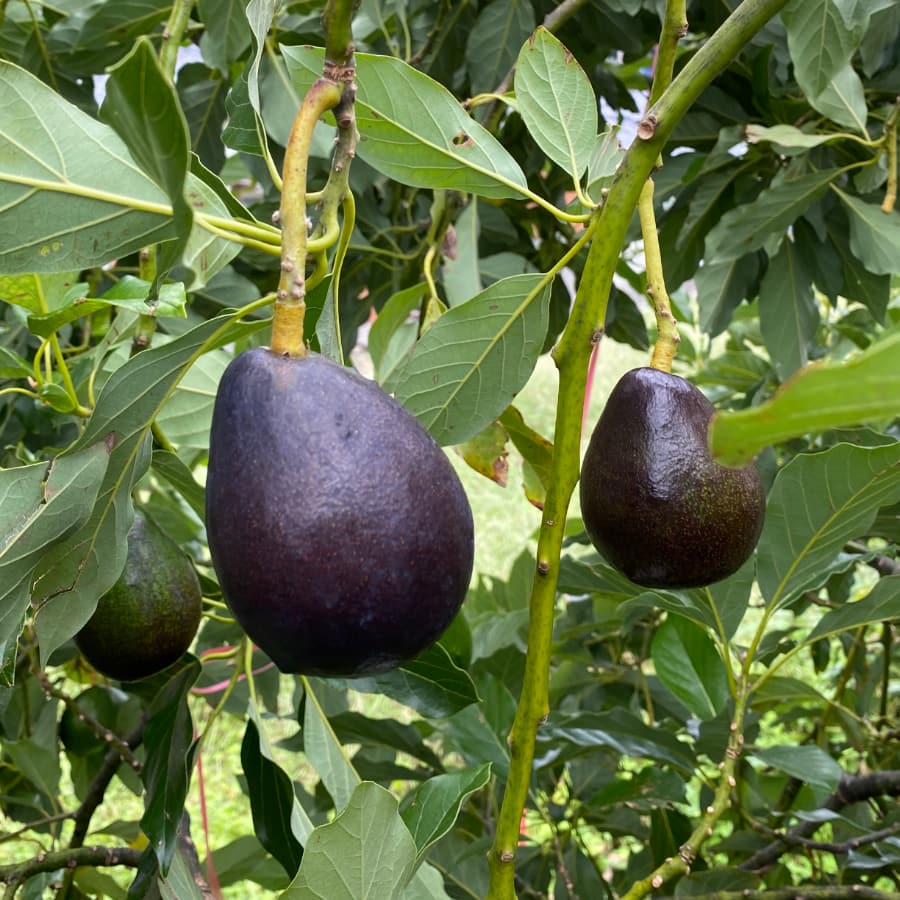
586;127;625;200
751;745;843;792
758;237;819;379
241;714;305;877
805;575;900;643
809;62;868;133
650;617;730;721
401;764;491;867
369;283;428;385
515;27;598;178
141;659;201;872
782;0;868;99
745;123;837;152
197;0;251;71
0;60;174;274
31;313;266;664
0;442;110;684
156;843;207;900
441;202;482;308
466;0;535;96
454;422;509;487
709;331;900;466
755;442;900;607
338;643;479;719
499;405;554;508
832;188;900;276
302;678;361;813
695;255;761;336
704;169;836;263
150;451;206;520
283;47;528;200
281;782;418;900
390;273;551;446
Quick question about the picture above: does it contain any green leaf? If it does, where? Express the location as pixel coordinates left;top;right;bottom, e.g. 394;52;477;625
745;123;837;152
758;237;819;379
401;764;491;867
31;313;266;664
805;575;900;643
197;0;251;71
283;47;528;200
499;405;554;508
586;127;625;200
391;273;551;446
0;272;82;314
454;422;509;486
369;283;427;385
156;843;207;900
141;659;201;872
303;678;361;813
466;0;534;96
751;745;843;792
651;617;730;721
704;169;836;263
755;442;900;607
441;202;482;308
281;782;417;900
339;643;479;719
241;713;305;877
0;442;110;684
0;61;174;274
695;255;761;336
809;62;868;133
782;0;868;99
832;188;900;276
514;27;598;178
709;331;900;466
150;450;206;520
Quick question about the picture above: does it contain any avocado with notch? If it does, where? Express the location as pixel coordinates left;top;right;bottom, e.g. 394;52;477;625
75;511;202;681
205;348;475;677
579;367;765;588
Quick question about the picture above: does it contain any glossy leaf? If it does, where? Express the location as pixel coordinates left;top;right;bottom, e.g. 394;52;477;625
281;782;417;900
391;274;551;445
0;61;174;273
401;764;491;867
651;617;730;721
340;643;480;719
751;745;843;792
141;659;202;872
282;47;528;200
515;27;598;178
755;442;900;607
704;170;836;263
709;331;900;466
242;713;305;877
0;442;110;684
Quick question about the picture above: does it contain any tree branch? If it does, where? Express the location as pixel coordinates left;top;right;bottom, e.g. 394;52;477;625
740;770;900;873
658;888;900;900
0;846;143;894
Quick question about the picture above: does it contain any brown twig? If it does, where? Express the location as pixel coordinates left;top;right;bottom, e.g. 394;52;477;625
0;846;143;897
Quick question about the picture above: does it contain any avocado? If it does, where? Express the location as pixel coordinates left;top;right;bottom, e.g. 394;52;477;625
205;348;475;677
579;367;765;588
75;511;202;681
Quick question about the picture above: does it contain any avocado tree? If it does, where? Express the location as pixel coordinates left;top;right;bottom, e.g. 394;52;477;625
0;0;898;898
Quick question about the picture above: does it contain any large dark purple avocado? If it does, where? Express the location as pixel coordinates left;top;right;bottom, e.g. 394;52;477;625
579;367;765;589
205;348;475;676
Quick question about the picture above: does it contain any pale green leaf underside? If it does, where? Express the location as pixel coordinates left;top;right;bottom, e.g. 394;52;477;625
282;47;528;200
833;187;900;276
0;61;175;274
709;331;900;466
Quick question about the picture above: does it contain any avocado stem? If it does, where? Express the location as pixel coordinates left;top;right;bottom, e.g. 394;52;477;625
638;178;680;373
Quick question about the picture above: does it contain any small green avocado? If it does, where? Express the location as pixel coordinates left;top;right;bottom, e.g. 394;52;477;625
205;348;475;677
75;511;202;681
579;367;765;588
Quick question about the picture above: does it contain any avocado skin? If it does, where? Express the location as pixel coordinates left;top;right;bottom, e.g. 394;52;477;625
579;367;765;589
75;511;202;681
205;348;475;677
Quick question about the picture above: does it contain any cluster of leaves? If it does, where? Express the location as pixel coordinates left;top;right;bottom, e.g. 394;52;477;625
0;0;898;898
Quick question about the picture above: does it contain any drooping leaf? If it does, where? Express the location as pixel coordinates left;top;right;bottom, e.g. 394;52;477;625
755;442;900;607
141;659;202;872
197;0;251;71
369;284;427;384
808;62;868;133
0;60;174;274
651;617;730;721
499;405;554;508
282;47;528;200
241;712;306;877
281;782;417;900
454;422;509;487
704;169;836;263
514;27;598;178
709;331;900;466
390;274;551;446
0;442;110;683
694;254;761;336
832;188;900;277
401;764;492;867
745;123;837;152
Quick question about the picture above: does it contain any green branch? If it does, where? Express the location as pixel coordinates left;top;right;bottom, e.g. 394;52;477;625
485;1;792;896
656;890;900;900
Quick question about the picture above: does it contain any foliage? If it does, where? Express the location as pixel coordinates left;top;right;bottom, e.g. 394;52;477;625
0;1;898;899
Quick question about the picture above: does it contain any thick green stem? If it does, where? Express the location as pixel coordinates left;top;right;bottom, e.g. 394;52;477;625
159;0;194;78
882;100;898;214
485;1;791;896
648;0;688;107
